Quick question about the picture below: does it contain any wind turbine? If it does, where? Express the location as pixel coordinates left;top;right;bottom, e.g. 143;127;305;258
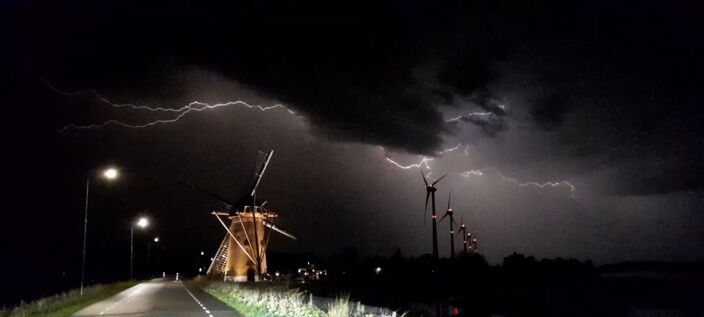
457;216;468;255
422;171;446;261
439;188;458;259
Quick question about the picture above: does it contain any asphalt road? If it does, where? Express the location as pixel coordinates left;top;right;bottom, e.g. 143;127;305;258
74;279;242;317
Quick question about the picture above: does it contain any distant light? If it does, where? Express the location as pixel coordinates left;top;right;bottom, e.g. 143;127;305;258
154;237;160;242
375;267;382;274
103;168;119;180
275;271;280;277
200;251;205;256
198;268;202;272
136;217;149;228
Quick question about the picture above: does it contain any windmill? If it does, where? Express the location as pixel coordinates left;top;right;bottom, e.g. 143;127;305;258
183;149;297;282
439;188;458;259
422;171;446;261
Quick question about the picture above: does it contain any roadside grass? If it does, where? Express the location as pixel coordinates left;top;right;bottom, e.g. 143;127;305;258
202;280;403;317
204;281;325;317
0;281;137;317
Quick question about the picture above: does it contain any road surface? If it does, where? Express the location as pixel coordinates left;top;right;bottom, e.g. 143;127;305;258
74;279;242;317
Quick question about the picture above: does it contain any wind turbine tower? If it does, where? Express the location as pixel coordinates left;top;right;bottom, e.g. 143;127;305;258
440;189;457;259
422;171;445;261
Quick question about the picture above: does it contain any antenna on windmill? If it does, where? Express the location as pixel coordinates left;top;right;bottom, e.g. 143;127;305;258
439;187;458;259
250;149;274;278
422;171;446;261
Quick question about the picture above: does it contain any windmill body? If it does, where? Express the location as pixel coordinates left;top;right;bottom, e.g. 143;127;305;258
208;207;281;282
187;149;297;283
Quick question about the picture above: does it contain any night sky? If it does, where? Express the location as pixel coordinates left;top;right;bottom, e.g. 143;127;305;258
3;0;704;305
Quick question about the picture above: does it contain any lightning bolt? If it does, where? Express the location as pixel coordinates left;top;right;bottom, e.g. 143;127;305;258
46;80;575;196
384;156;434;170
437;143;461;155
446;112;492;123
496;172;575;196
58;101;293;132
41;79;295;132
459;169;574;195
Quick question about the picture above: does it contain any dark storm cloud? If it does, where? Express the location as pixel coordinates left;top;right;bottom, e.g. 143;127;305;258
17;0;520;154
15;0;704;194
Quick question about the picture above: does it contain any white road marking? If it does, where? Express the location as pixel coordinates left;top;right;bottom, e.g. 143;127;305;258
182;282;215;317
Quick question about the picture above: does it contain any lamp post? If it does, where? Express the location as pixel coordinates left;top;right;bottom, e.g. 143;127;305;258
80;167;119;296
130;217;149;280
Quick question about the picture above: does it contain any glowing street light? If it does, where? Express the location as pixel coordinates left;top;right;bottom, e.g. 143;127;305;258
80;166;120;296
137;217;149;228
131;216;150;280
103;168;119;180
153;237;160;243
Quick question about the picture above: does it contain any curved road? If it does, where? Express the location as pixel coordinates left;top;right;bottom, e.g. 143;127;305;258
74;279;242;317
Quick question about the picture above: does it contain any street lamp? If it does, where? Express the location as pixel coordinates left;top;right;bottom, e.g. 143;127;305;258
103;168;119;180
197;251;205;274
148;237;159;275
80;167;119;296
130;217;149;280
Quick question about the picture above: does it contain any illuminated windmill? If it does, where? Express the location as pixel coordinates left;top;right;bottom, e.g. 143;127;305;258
439;188;458;259
184;150;297;282
422;171;446;261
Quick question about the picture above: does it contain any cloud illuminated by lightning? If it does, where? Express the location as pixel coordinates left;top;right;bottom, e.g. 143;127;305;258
460;170;484;177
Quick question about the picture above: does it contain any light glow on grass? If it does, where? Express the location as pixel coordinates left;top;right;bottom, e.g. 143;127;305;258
0;281;137;317
203;281;403;317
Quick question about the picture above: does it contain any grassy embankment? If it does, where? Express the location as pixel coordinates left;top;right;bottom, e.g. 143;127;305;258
199;279;401;317
0;281;137;317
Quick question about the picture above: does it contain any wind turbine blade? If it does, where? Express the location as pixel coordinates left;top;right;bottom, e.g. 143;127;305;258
439;212;449;222
447;187;452;210
432;174;447;186
421;170;429;186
